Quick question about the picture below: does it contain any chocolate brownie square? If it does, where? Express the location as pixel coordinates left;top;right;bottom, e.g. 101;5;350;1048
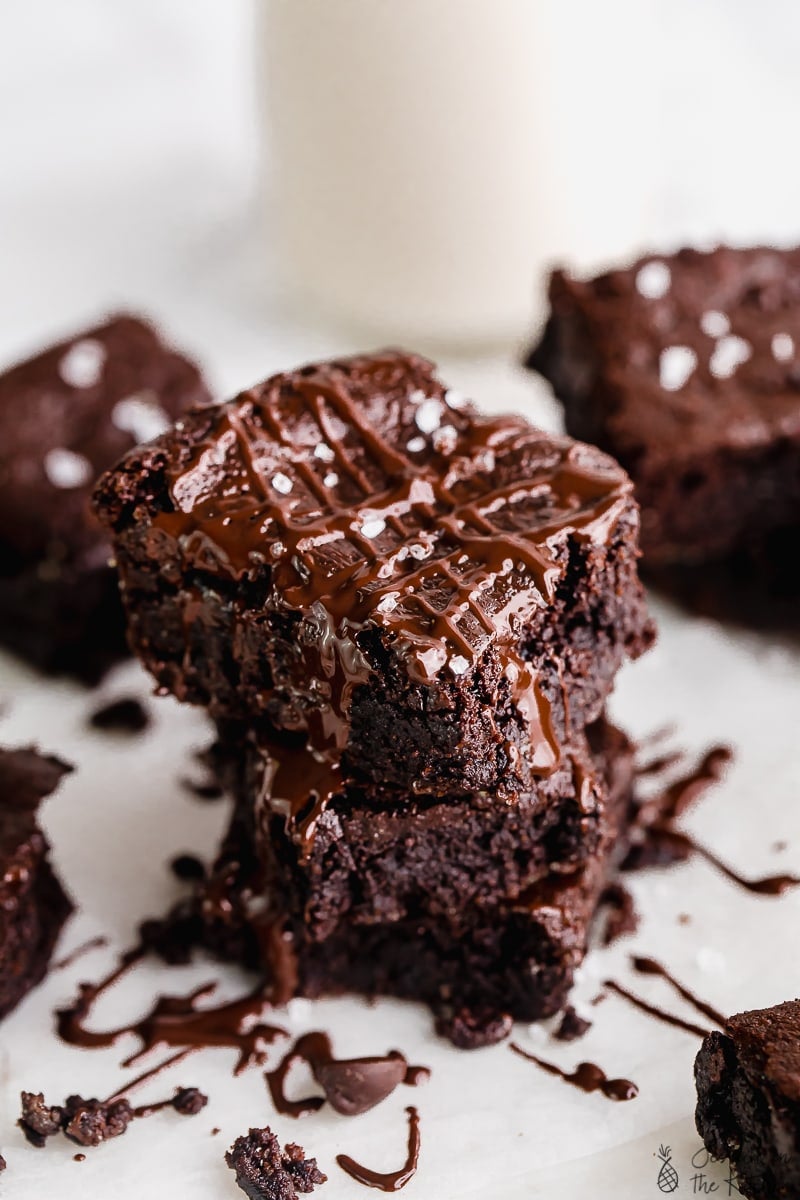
0;315;210;681
527;246;800;570
0;747;73;1019
695;999;800;1200
94;350;651;795
213;720;620;940
200;718;634;1027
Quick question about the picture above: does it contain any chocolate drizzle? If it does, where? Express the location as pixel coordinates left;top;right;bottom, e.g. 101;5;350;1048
603;981;713;1039
266;1031;427;1118
631;955;727;1026
509;1043;638;1102
53;936;109;971
56;948;286;1074
153;352;634;770
336;1105;421;1192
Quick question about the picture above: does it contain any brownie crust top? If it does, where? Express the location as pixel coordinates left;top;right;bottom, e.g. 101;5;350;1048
96;350;636;765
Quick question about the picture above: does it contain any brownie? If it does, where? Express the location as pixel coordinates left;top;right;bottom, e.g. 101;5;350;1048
94;349;651;795
527;246;800;571
0;747;73;1019
214;721;617;940
695;999;800;1200
0;315;210;681
199;718;634;1028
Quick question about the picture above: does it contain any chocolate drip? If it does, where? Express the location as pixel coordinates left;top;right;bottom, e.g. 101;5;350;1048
53;936;109;971
604;980;713;1039
336;1105;421;1192
631;956;727;1026
624;745;799;895
266;1031;427;1118
56;949;286;1074
156;353;633;768
509;1042;637;1101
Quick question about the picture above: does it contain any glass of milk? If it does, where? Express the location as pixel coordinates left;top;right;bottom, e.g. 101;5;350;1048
259;0;661;349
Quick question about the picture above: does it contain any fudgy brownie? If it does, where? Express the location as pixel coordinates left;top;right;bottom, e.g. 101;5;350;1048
0;747;73;1019
695;999;800;1200
200;719;634;1027
94;350;651;794
214;721;618;939
0;315;210;681
527;246;800;569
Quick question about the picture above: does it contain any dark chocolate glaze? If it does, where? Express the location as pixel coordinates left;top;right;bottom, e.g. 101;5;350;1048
604;980;713;1039
56;948;286;1074
631;956;727;1026
150;353;634;771
337;1105;421;1192
266;1031;427;1118
509;1042;638;1102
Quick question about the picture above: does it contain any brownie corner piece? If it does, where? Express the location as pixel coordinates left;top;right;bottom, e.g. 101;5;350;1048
94;349;651;794
0;746;74;1019
0;313;211;681
528;245;800;571
695;998;800;1200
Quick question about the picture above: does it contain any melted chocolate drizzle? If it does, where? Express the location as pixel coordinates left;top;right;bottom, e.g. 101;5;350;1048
627;745;800;895
53;936;109;971
336;1105;421;1192
56;948;286;1075
509;1043;638;1102
155;353;633;771
603;981;713;1039
266;1031;428;1118
631;956;727;1027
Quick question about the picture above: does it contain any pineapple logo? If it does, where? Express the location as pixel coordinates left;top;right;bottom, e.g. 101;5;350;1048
657;1145;679;1193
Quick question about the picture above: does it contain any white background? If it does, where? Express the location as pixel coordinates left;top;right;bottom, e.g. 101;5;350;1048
0;3;798;1197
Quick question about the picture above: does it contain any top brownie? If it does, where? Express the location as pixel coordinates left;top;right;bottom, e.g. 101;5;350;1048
94;350;651;795
528;246;800;566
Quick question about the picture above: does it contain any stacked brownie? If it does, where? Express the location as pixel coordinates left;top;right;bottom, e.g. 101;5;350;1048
0;315;210;681
527;245;800;620
94;350;652;1032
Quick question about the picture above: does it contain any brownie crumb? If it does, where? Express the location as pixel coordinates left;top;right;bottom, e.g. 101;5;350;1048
600;881;640;946
678;913;692;926
171;1087;208;1116
170;854;206;883
554;1005;592;1042
434;1007;513;1050
19;1092;134;1148
89;697;149;734
211;1126;221;1136
225;1127;327;1199
74;1153;86;1162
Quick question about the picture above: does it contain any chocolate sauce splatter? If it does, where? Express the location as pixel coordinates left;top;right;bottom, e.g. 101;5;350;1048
53;936;109;971
56;948;286;1074
554;1006;592;1043
170;854;206;882
509;1043;638;1102
337;1105;421;1192
0;1153;6;1172
631;956;727;1026
180;776;224;802
604;980;713;1039
73;1154;85;1162
599;881;639;946
89;697;149;734
266;1031;427;1118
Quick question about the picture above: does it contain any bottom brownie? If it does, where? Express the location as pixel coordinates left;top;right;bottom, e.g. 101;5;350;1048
197;719;633;1029
0;553;128;684
695;1000;800;1200
0;748;74;1019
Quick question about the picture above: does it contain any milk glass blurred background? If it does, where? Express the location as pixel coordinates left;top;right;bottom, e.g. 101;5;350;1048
2;0;800;372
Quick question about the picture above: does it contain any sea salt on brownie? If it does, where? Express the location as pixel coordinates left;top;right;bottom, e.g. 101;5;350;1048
94;351;651;795
0;315;210;681
528;246;800;569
